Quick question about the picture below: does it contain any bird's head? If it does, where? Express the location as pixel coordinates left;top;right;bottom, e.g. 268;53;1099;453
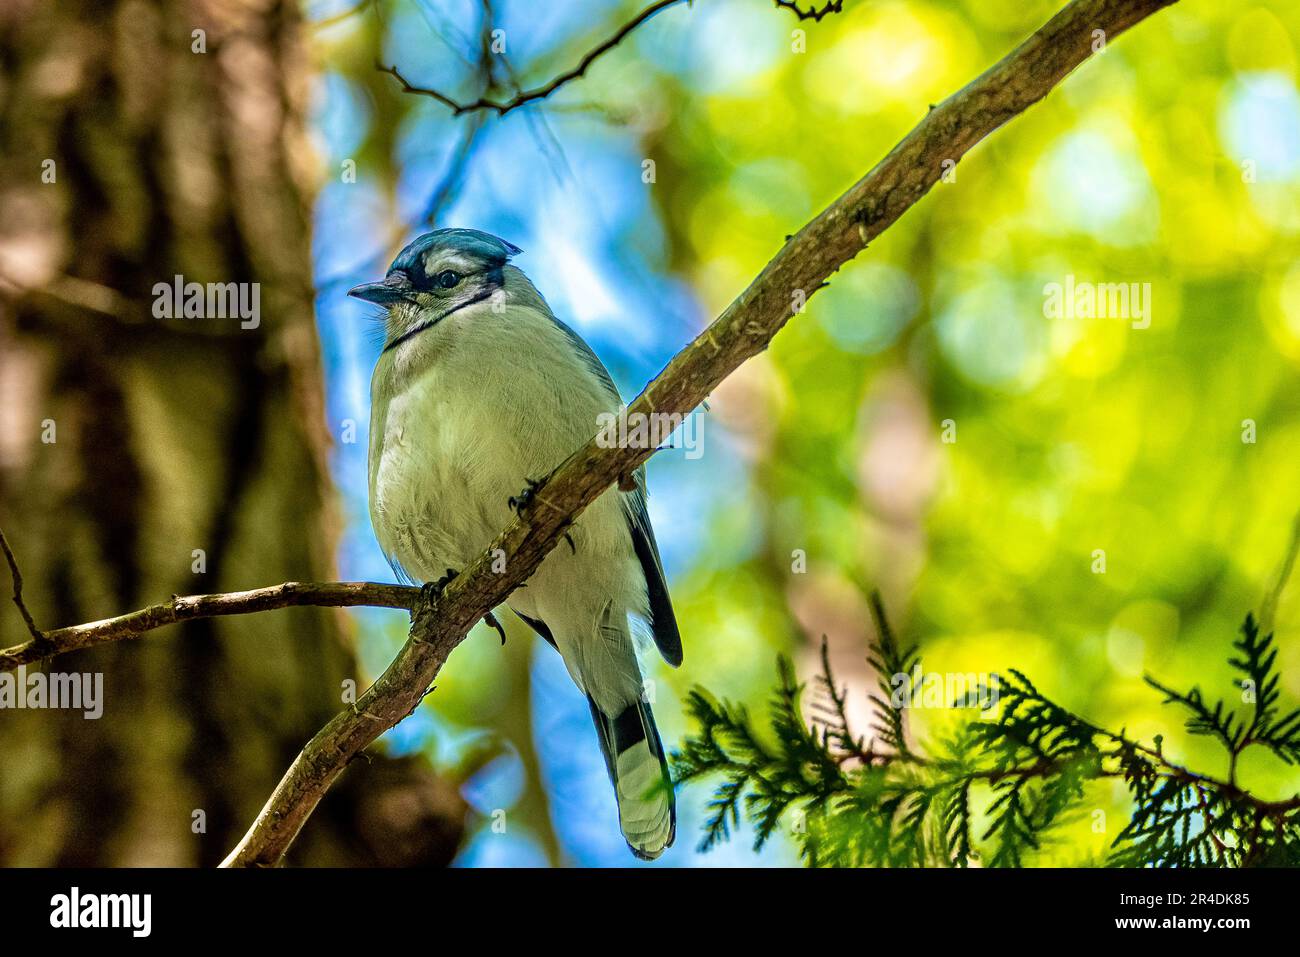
348;227;523;351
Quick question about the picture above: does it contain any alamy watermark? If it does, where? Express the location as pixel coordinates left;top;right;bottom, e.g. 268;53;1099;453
596;409;704;460
1043;274;1151;330
50;887;150;937
891;665;1001;711
0;665;103;719
152;275;260;329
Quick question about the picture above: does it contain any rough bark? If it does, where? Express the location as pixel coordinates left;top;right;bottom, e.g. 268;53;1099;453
0;0;463;866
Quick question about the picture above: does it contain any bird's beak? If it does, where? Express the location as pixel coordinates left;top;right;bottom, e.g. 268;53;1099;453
348;272;413;306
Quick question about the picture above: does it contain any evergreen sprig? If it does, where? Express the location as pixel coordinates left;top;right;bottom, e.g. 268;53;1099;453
672;660;848;853
672;599;1300;867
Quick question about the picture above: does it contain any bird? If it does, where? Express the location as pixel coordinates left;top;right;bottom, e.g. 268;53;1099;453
350;227;681;860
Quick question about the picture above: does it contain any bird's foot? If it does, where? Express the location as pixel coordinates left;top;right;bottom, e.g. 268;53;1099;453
421;567;459;604
508;477;546;515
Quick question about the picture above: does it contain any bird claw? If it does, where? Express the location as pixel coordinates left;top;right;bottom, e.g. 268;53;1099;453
421;568;458;604
508;477;546;515
483;610;507;646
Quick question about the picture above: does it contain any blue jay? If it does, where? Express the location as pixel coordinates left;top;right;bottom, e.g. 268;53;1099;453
350;228;681;860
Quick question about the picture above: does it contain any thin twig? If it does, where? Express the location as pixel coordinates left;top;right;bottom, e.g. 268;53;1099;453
378;0;689;117
0;581;417;672
423;114;486;225
774;0;845;22
1259;510;1300;636
421;1;496;224
0;526;42;643
0;269;134;321
311;0;374;30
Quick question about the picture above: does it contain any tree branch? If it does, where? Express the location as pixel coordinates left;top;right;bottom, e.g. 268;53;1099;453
378;0;689;116
0;526;43;644
0;581;418;672
1259;511;1300;636
311;0;375;30
421;1;495;224
213;0;1178;866
773;0;845;22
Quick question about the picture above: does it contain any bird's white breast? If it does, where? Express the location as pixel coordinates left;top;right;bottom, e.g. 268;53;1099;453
368;299;628;587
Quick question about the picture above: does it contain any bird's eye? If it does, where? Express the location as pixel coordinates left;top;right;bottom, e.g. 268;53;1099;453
434;270;461;289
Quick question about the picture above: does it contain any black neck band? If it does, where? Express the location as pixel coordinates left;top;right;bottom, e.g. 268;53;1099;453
382;287;496;354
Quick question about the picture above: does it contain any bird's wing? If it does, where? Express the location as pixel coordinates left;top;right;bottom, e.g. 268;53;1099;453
625;475;683;667
545;312;682;666
385;553;419;586
514;609;558;652
544;313;621;403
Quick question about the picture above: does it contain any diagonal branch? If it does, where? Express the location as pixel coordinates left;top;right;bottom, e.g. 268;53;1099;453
217;0;1179;867
378;0;689;116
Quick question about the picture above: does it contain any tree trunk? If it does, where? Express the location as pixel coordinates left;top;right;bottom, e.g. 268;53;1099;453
0;0;464;866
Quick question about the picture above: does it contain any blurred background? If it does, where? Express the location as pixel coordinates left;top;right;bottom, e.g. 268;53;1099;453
1;0;1298;866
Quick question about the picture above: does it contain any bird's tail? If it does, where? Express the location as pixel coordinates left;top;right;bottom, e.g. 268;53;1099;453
587;694;676;860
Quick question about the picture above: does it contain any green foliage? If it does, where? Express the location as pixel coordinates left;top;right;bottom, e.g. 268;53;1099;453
673;602;1300;867
673;658;848;852
658;0;1300;870
1147;615;1300;768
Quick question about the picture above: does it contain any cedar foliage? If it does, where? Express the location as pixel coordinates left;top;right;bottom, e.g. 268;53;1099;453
673;595;1300;867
